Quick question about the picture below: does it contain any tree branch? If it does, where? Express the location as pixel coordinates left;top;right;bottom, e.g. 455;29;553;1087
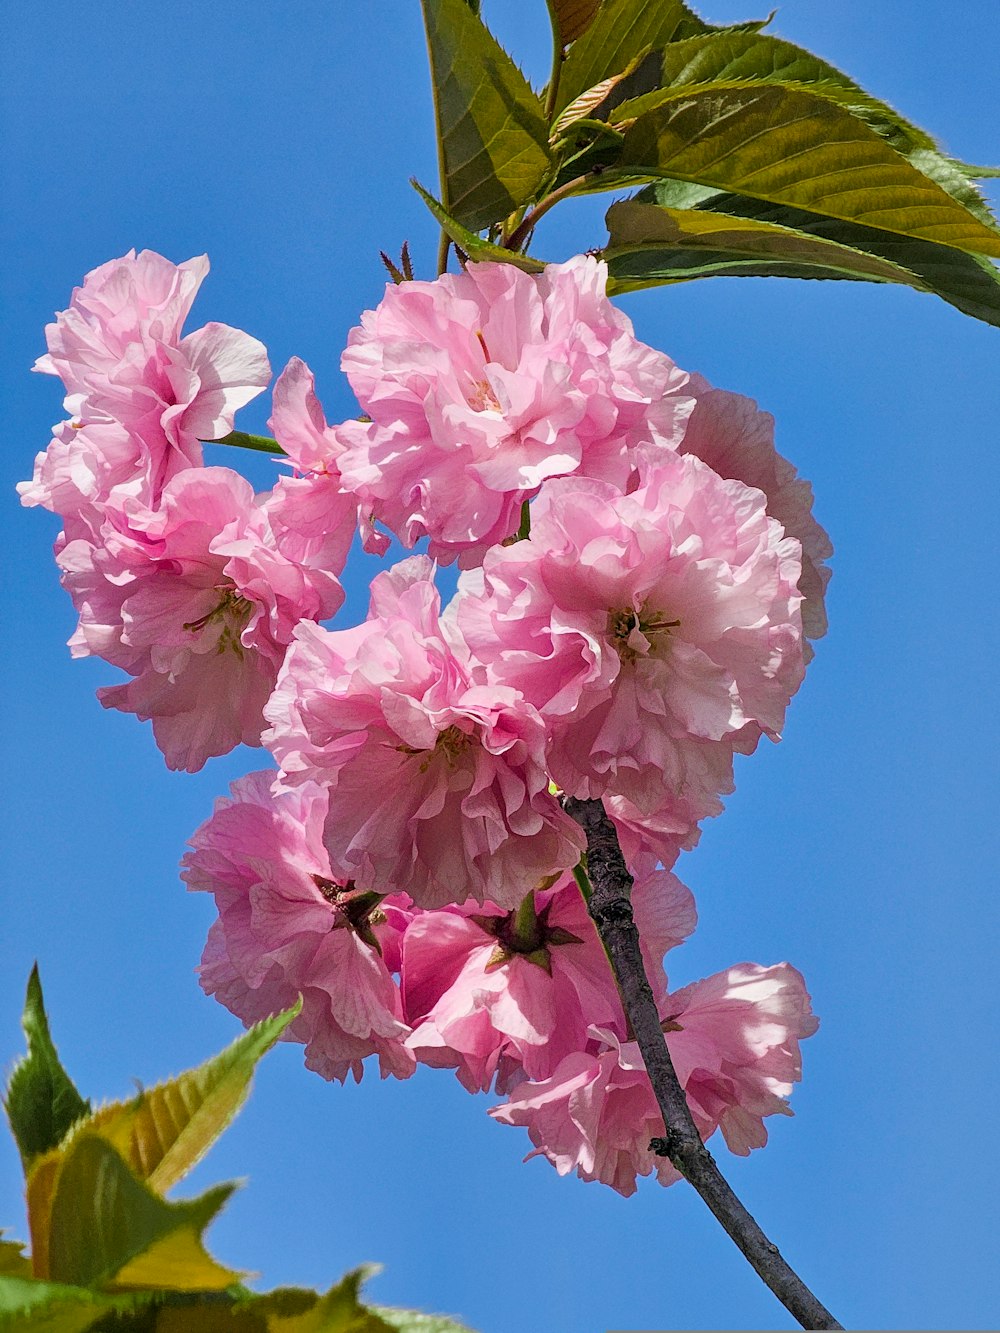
564;796;842;1332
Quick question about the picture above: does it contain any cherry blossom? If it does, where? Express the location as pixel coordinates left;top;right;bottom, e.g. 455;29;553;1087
335;256;694;566
183;770;414;1083
60;466;348;771
491;962;817;1196
675;379;833;650
264;556;585;907
19;249;269;530
403;865;695;1092
458;455;804;814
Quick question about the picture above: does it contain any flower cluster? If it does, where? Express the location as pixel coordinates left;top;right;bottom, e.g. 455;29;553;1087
21;252;358;770
26;248;831;1194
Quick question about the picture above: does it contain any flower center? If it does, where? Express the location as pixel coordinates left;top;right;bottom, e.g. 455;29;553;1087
466;328;501;412
435;723;474;764
607;604;680;664
471;886;583;974
183;586;254;657
312;875;387;953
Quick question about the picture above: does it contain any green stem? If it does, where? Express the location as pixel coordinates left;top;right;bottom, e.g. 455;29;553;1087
202;431;285;456
504;174;596;253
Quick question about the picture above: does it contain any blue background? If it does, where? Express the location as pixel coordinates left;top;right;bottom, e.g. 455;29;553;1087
2;3;998;1329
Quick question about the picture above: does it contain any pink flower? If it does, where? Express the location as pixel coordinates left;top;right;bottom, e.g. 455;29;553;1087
264;556;585;908
183;770;414;1083
675;380;833;650
491;962;817;1196
268;356;371;560
402;865;695;1092
60;466;347;771
19;250;269;525
335;257;694;566
458;455;804;815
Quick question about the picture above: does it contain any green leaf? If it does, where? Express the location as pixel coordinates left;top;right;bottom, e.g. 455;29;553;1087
604;197;922;285
610;32;999;229
204;431;285;456
373;1308;476;1332
0;1235;31;1280
3;968;90;1171
411;181;547;272
0;1276;127;1333
82;1003;300;1195
46;1135;239;1291
420;0;552;231
617;82;1000;258
555;0;709;114
547;0;600;49
617;31;936;147
623;180;1000;326
226;1270;397;1333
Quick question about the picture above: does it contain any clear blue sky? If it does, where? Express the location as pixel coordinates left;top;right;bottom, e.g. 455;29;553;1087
3;4;999;1330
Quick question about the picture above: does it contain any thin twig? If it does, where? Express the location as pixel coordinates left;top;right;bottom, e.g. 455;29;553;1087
564;796;843;1332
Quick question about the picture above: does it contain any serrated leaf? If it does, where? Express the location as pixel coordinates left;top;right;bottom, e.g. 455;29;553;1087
626;179;1000;326
547;0;600;48
420;0;552;231
223;1270;396;1333
610;32;998;229
3;968;90;1172
45;1135;239;1291
0;1235;31;1280
81;1003;300;1196
605;197;919;284
411;181;547;272
617;82;1000;258
617;32;936;148
0;1276;136;1333
373;1308;477;1333
555;0;710;114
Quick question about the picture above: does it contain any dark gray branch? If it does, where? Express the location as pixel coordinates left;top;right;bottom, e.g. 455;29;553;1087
565;796;842;1332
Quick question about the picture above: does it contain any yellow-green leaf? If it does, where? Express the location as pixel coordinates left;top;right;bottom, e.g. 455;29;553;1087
373;1308;477;1332
619;180;1000;326
3;968;90;1171
0;1235;30;1280
0;1276;134;1333
605;197;918;284
618;82;1000;258
46;1135;239;1291
420;0;552;231
82;1003;299;1196
611;32;998;229
411;181;547;272
203;1270;398;1333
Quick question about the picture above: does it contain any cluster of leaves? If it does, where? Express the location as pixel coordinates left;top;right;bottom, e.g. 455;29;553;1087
1;969;472;1333
417;0;1000;326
